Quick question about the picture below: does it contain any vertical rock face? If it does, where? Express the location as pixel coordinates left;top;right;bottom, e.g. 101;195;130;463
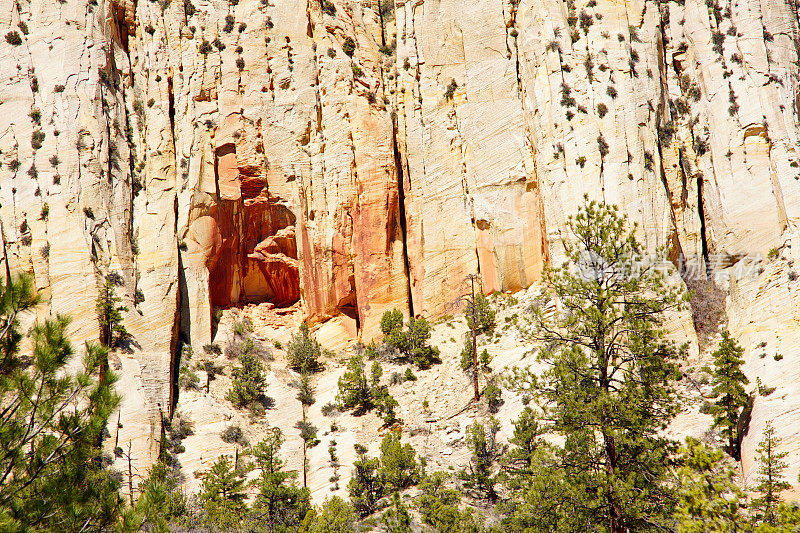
3;0;800;491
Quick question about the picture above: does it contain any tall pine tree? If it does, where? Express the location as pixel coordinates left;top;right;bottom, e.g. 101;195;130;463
751;421;791;526
709;331;749;460
249;428;311;532
509;197;688;532
0;275;126;531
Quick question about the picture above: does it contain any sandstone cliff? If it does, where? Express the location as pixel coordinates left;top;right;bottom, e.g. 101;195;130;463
2;0;800;497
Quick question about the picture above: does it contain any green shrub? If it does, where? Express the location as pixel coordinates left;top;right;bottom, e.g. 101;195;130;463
404;368;417;382
336;354;372;414
484;382;503;413
177;346;195;388
380;310;440;369
460;337;491;372
232;317;253;337
287;322;324;373
336;355;399;425
220;425;248;446
466;292;495;336
342;36;356;56
226;347;266;409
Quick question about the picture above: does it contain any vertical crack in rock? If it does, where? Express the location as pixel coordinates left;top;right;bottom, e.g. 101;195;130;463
696;174;710;273
170;195;181;414
392;117;413;317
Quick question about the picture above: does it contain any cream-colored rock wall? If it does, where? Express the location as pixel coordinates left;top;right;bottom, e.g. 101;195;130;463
4;0;800;499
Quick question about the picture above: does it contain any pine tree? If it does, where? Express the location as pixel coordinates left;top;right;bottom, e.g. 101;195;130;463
381;492;412;533
379;432;423;492
249;428;311;532
508;197;687;532
466;291;496;336
296;371;315;407
306;497;357;533
709;331;750;460
501;407;548;485
458;417;506;502
96;274;129;348
751;421;791;526
226;344;266;409
337;354;373;414
0;275;126;530
415;472;487;532
416;472;462;529
673;438;748;532
135;460;188;532
199;455;247;528
287;322;324;373
348;444;384;517
380;309;441;369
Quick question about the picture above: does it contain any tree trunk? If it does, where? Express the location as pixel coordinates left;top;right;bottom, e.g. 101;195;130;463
127;443;134;506
471;276;479;402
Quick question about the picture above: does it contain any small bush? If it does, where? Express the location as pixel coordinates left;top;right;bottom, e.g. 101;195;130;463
597;103;608;117
83;207;95;219
5;32;22;46
226;347;267;409
40;203;49;220
380;310;441;369
685;278;726;345
606;85;618;99
184;0;196;16
484;382;503;413
223;14;235;32
351;64;363;77
225;337;271;361
221;425;249;446
31;130;45;150
342;36;356;57
232;317;254;337
199;39;212;54
404;368;417;382
322;0;336;15
321;402;339;416
327;47;337;58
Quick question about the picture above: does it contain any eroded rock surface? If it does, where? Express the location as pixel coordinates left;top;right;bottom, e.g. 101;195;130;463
3;0;800;498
